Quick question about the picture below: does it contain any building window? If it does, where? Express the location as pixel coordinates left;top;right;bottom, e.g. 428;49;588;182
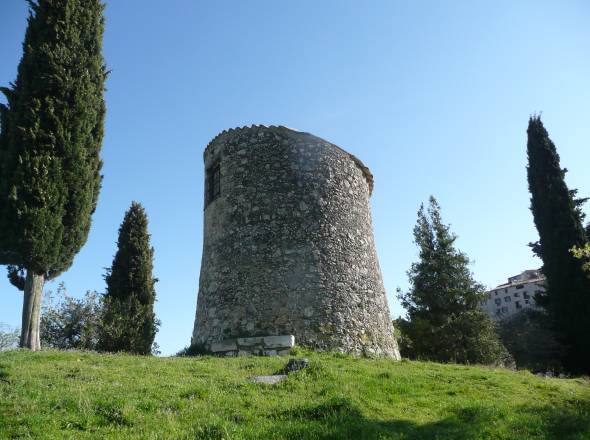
523;292;530;299
504;296;511;303
514;292;520;297
206;163;221;206
504;288;508;293
495;298;501;306
525;299;530;305
501;306;508;313
494;290;498;296
516;284;524;289
515;301;522;309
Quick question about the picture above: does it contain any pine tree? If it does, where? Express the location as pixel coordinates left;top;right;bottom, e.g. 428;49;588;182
0;0;107;350
98;202;158;355
397;197;508;365
526;116;590;373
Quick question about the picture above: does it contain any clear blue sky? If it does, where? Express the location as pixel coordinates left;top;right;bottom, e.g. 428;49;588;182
1;1;589;355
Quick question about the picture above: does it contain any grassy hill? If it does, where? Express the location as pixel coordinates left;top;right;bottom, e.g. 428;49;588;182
1;350;589;439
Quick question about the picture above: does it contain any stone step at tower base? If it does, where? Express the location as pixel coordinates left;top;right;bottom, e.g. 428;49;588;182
211;335;295;357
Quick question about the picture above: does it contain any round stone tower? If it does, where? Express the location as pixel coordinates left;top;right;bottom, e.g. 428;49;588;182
192;125;400;358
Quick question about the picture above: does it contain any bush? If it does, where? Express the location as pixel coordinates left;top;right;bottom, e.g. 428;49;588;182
395;314;511;366
498;309;565;373
41;284;103;350
176;344;207;357
0;323;19;351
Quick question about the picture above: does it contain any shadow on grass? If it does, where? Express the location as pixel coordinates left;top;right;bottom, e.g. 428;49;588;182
272;396;590;439
94;401;133;427
0;363;9;384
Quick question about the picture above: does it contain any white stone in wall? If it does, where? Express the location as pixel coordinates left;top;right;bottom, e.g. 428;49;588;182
262;335;295;349
236;336;264;347
211;340;238;353
210;335;295;356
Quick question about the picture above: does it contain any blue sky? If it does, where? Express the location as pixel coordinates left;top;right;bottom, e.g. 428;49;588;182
1;1;589;355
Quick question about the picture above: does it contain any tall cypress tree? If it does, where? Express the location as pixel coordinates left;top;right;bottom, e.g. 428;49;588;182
526;116;590;373
397;197;508;365
0;0;107;350
98;202;158;355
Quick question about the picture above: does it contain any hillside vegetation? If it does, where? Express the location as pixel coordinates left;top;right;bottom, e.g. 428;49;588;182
1;350;589;439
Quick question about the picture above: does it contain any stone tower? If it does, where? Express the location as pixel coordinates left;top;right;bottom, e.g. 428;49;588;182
192;125;400;358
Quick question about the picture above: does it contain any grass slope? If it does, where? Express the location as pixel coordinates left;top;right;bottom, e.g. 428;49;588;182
1;350;589;439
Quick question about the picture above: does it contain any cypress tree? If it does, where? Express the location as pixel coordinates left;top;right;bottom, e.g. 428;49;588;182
526;116;590;373
397;197;508;365
0;0;106;350
98;202;158;355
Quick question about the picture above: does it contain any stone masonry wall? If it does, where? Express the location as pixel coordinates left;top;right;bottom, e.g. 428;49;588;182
192;125;400;358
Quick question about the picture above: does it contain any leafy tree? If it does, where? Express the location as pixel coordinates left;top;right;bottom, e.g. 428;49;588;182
0;0;107;350
497;309;564;373
526;116;590;373
392;317;413;359
41;283;102;350
397;197;509;365
98;202;159;355
0;323;20;352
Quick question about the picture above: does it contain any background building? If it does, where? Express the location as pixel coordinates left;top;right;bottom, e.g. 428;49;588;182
482;270;545;320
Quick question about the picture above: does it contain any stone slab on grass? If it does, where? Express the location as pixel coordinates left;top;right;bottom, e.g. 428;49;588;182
250;375;286;385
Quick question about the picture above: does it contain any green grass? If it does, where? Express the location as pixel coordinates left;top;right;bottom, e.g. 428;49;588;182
1;349;589;439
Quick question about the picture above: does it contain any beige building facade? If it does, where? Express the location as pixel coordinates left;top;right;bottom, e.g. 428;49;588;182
482;269;545;320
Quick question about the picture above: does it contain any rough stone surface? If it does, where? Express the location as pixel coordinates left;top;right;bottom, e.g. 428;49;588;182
192;125;400;359
282;358;310;373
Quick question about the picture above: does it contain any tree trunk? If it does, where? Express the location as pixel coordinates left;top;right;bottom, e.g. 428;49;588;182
20;270;45;351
